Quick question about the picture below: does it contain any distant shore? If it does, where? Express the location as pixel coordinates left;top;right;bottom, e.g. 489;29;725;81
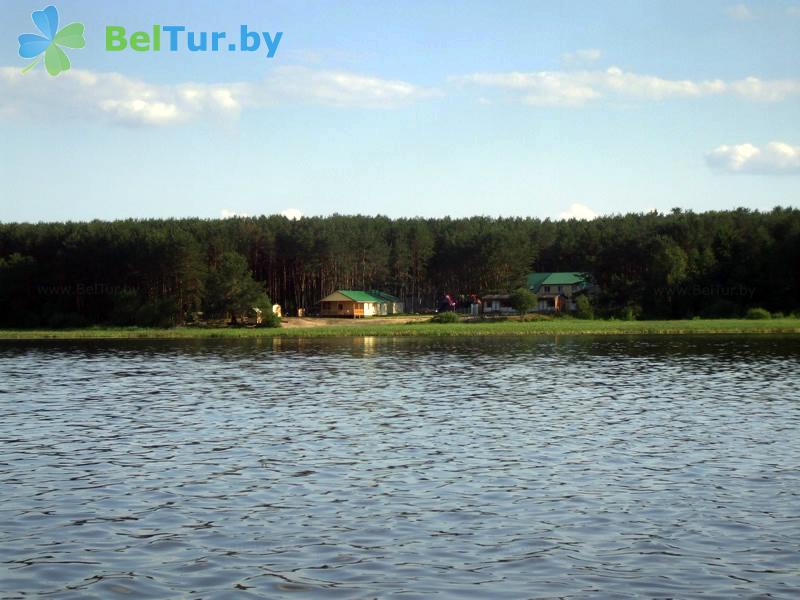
1;317;800;340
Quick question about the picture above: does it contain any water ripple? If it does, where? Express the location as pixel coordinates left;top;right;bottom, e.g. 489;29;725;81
0;336;799;598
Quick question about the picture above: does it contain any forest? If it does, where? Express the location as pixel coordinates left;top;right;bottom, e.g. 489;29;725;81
0;207;798;327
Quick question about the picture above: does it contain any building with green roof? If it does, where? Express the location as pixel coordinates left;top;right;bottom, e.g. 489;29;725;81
483;272;591;315
319;289;404;317
527;272;591;313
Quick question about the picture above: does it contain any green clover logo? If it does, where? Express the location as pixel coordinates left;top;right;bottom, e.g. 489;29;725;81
18;5;85;76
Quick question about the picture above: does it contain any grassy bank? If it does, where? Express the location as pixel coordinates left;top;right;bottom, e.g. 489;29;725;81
1;318;800;340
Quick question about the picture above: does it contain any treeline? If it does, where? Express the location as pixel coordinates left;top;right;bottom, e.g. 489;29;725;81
0;207;798;327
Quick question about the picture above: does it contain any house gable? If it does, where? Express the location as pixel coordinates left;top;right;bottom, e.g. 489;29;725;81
320;291;358;303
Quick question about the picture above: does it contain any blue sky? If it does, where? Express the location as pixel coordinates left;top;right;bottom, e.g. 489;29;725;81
1;0;799;222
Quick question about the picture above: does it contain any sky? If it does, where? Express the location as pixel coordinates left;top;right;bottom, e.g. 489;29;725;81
1;0;799;223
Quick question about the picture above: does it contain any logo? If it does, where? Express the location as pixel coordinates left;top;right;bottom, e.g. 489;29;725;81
104;26;282;57
18;5;85;76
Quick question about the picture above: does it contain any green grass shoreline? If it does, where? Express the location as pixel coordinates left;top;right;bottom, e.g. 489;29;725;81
1;318;799;340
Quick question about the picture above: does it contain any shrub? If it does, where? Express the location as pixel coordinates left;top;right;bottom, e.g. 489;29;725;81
621;305;641;321
771;312;784;319
745;307;771;320
575;295;594;320
431;311;459;323
256;310;282;328
509;287;537;316
135;298;179;328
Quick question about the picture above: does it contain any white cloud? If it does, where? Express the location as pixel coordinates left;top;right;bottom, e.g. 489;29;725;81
221;209;250;218
280;208;303;220
263;66;440;108
0;65;440;126
789;5;800;16
452;70;599;107
561;49;602;65
557;203;598;220
450;66;800;107
706;142;800;174
728;76;800;101
0;68;245;126
726;3;753;20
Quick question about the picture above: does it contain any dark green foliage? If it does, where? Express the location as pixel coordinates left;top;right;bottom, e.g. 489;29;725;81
108;291;140;326
431;311;459;323
745;307;771;320
44;312;89;329
205;252;267;323
0;253;39;325
621;305;642;321
257;310;282;328
509;287;537;315
136;298;180;328
701;299;740;318
575;295;594;319
0;207;798;327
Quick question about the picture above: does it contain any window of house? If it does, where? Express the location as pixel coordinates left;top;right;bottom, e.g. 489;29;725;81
338;303;343;310
544;286;550;292
558;285;563;293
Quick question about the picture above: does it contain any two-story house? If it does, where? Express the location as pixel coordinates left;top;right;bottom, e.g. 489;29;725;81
527;272;590;312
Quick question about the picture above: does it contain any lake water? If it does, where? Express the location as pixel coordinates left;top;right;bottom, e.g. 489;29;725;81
1;335;799;599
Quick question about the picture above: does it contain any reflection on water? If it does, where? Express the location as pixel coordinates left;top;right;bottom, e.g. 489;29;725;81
1;336;799;598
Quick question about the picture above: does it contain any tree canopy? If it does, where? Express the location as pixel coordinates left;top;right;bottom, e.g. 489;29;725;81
205;252;270;323
509;287;537;315
0;207;798;327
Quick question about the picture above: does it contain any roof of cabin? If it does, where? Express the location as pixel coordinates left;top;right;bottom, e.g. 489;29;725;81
527;272;589;289
337;290;383;303
367;290;401;302
321;290;401;303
